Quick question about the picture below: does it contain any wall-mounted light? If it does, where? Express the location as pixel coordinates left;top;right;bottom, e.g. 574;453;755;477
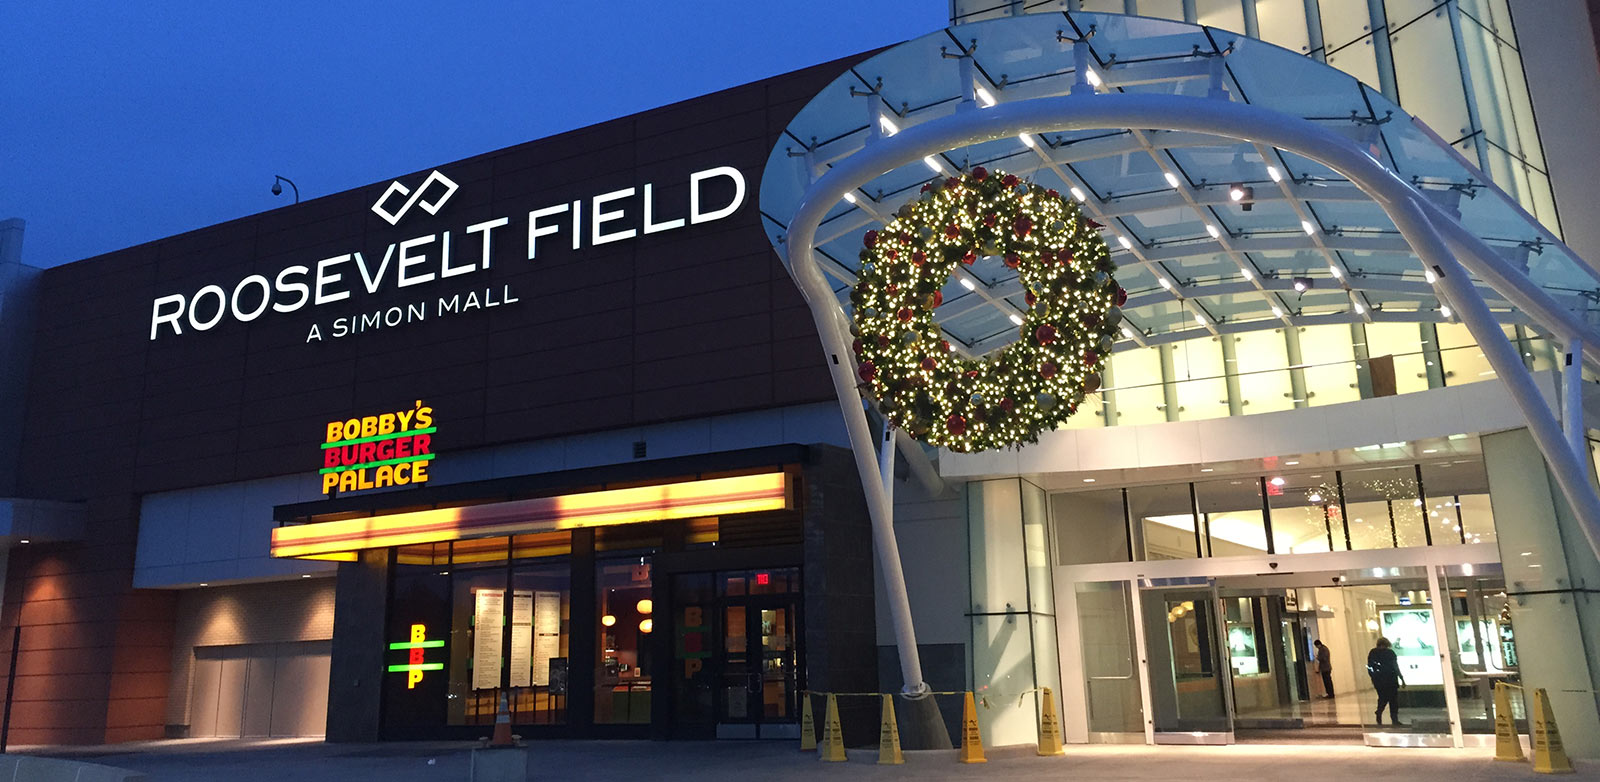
271;175;300;204
636;599;653;615
639;619;653;634
602;614;616;627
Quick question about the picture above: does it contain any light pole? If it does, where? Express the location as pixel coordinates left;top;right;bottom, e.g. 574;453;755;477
271;175;300;204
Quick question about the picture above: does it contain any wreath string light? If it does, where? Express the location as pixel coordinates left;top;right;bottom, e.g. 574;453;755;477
849;167;1126;452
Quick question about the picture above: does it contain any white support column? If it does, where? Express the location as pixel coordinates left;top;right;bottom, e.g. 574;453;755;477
879;418;897;511
1425;564;1465;749
1564;337;1586;464
785;258;927;697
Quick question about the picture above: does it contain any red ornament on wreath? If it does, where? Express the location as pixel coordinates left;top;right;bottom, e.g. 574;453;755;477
848;168;1120;452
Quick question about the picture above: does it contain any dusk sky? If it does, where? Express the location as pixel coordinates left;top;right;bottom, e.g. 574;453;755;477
2;3;942;268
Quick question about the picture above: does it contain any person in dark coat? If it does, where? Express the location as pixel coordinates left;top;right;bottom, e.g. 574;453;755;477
1314;639;1334;698
1367;637;1406;726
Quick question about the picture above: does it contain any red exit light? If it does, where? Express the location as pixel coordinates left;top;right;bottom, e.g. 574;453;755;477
755;572;770;585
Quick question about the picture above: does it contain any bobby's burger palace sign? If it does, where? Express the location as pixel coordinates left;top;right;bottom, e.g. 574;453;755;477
147;165;746;343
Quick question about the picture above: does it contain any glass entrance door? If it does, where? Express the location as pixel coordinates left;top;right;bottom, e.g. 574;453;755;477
1142;585;1234;743
714;569;802;739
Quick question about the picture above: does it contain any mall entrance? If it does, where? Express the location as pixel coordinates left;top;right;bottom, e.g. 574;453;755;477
1065;555;1520;748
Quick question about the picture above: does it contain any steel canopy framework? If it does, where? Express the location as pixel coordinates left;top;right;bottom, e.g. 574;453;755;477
759;12;1600;697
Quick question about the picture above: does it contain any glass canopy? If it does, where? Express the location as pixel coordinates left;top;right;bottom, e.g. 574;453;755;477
759;11;1600;356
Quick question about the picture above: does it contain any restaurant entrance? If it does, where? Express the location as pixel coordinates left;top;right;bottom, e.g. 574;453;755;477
669;568;804;739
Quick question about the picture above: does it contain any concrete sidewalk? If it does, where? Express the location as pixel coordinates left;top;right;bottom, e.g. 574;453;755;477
13;739;1589;781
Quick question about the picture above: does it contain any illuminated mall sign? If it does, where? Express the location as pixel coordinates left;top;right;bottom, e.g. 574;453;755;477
322;401;435;494
147;165;747;343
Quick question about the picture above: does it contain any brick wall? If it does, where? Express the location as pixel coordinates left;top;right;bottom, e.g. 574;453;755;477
163;577;336;728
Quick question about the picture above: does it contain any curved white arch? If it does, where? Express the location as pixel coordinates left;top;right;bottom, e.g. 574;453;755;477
781;91;1600;695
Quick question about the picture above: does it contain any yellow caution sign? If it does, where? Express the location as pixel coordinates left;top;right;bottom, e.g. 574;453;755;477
959;691;987;764
820;693;848;763
799;692;816;752
1531;688;1574;774
1492;682;1524;762
878;694;904;765
1037;686;1065;757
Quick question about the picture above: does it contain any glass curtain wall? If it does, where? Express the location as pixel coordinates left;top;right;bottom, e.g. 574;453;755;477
970;478;1060;746
384;535;574;734
1054;457;1495;564
1088;323;1552;429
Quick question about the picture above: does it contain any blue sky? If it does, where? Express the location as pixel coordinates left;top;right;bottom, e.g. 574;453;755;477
1;2;942;268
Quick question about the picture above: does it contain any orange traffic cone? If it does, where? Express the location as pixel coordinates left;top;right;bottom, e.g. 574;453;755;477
490;690;515;747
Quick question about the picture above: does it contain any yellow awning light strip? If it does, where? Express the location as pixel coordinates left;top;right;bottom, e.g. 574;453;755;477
271;471;790;559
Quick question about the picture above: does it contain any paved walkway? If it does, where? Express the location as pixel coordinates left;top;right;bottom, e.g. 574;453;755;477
14;739;1591;781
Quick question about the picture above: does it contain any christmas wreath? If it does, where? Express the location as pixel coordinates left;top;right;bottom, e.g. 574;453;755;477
849;167;1126;452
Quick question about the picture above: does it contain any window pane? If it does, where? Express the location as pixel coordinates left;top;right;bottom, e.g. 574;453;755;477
1437;323;1493;386
1302;324;1361;406
1196;0;1247;33
1267;472;1340;553
1254;0;1311;54
1389;8;1471;143
513;530;573;559
596;558;653;724
1196;477;1269;555
1130;483;1199;560
1023;481;1055;614
1319;0;1374;50
1139;0;1186;21
1233;330;1293;413
452;536;509;566
1325;37;1382;91
449;569;510;726
1172;339;1230;422
1423;457;1495;545
1108;346;1166;426
1365;322;1431;394
1055;489;1131;565
1341;465;1422;549
384;565;450;730
510;563;571;724
970;479;1031;611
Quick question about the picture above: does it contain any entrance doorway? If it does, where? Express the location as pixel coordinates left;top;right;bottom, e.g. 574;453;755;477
1121;564;1518;747
1141;584;1233;743
669;568;803;739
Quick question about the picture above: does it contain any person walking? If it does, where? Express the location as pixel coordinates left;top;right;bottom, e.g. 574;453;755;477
1313;639;1334;698
1366;637;1406;726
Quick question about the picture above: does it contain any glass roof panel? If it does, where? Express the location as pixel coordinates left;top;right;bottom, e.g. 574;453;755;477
1071;153;1170;199
1197;292;1277;322
1334;249;1423;280
760;10;1600;361
1162;252;1242;284
1120;206;1209;245
1135;299;1193;334
1213;199;1303;235
1167;143;1272;187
